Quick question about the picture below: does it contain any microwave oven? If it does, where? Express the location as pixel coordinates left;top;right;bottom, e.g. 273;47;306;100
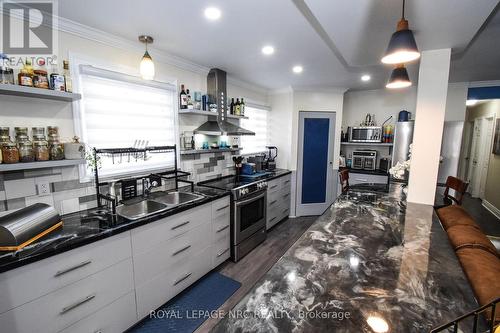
352;150;378;171
349;126;382;143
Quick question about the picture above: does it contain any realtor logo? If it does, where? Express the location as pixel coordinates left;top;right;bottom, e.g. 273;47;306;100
1;0;57;55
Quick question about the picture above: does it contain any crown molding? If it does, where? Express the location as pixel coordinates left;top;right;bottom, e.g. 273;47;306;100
291;85;348;94
226;76;268;96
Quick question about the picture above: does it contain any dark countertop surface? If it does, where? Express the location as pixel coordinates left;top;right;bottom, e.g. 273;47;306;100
0;185;229;273
342;167;389;176
213;184;482;333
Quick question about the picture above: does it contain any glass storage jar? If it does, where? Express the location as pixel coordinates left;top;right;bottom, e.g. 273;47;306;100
14;127;28;137
0;127;9;137
47;126;59;136
32;127;45;137
2;141;19;164
49;141;64;160
16;134;30;146
34;140;50;161
0;55;14;85
18;140;35;162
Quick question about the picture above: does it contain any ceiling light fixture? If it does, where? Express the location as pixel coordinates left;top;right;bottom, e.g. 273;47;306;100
204;7;221;20
138;35;154;80
466;99;478;106
386;64;412;89
381;0;420;64
292;65;303;74
261;46;275;55
361;74;371;82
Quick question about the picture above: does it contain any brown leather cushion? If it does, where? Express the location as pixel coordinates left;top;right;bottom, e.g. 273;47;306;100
447;225;499;257
436;205;480;231
456;247;500;323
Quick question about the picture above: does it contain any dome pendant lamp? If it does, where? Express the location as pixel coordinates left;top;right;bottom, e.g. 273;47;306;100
381;0;420;64
386;64;412;89
139;35;155;80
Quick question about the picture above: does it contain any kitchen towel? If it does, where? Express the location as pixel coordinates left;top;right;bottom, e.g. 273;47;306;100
128;272;241;333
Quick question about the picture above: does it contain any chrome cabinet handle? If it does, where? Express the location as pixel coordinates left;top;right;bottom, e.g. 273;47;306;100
270;217;277;222
282;208;289;213
283;193;290;198
355;178;368;182
172;245;191;256
217;248;230;257
54;260;92;277
270;185;278;189
216;225;229;233
60;293;96;314
283;180;290;184
174;273;192;286
171;221;190;230
269;200;278;205
216;205;229;211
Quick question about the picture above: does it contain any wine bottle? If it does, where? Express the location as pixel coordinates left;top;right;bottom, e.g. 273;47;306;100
180;84;187;109
186;89;193;109
63;60;72;92
230;98;235;114
240;98;245;116
235;98;241;116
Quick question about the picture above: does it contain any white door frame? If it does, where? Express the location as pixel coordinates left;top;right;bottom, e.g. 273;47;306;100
458;121;473;180
296;111;336;216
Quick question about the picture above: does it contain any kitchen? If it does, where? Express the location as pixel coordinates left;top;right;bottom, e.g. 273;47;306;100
1;1;500;333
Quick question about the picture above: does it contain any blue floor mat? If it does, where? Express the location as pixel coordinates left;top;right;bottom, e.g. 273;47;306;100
128;272;241;333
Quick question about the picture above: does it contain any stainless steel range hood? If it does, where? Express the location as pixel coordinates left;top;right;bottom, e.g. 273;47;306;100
193;68;255;136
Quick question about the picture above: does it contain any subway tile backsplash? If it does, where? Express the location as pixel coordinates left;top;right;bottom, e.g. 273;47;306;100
0;150;236;216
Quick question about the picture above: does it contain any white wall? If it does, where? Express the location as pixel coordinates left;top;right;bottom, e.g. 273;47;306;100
269;89;294;170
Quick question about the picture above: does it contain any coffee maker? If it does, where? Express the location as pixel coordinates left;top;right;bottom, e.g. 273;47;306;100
264;146;278;171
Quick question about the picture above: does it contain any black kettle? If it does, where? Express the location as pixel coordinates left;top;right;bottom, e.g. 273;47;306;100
398;110;411;122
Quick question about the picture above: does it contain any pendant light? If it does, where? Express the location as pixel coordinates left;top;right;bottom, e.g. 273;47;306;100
386;64;412;89
139;35;155;80
381;0;420;64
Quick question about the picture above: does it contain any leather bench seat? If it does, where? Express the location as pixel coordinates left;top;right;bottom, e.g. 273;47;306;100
436;205;480;231
447;224;499;257
456;247;500;324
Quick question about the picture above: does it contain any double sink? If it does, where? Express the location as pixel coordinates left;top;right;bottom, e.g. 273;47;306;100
116;191;205;220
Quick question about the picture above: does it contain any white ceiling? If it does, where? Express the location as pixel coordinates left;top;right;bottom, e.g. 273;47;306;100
58;0;500;91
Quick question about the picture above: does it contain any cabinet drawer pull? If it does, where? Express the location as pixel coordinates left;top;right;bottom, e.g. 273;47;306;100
216;205;229;212
216;225;229;233
54;260;92;277
270;217;277;222
282;209;289;213
269;200;278;205
217;248;230;257
355;178;368;182
60;293;96;314
174;273;192;286
172;245;191;256
283;180;291;184
171;220;190;230
283;193;290;198
270;185;278;189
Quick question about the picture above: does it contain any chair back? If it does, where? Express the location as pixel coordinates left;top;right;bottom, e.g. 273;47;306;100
444;176;469;205
339;169;349;193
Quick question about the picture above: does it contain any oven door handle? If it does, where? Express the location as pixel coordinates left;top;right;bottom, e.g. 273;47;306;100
235;191;266;206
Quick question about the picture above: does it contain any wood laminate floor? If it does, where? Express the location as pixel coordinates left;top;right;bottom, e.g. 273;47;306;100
194;215;317;333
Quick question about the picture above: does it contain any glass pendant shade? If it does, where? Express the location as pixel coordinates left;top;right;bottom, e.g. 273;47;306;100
386;65;412;89
140;51;155;81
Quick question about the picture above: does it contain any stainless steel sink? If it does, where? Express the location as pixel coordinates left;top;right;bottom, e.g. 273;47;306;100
116;200;168;220
150;191;205;206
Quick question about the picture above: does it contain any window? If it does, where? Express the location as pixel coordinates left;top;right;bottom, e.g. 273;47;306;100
240;106;269;154
77;65;177;179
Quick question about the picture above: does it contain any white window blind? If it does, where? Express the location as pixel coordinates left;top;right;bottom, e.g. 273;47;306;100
78;66;177;178
240;106;269;154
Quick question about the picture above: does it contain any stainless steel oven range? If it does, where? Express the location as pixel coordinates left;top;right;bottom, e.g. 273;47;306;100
199;176;267;262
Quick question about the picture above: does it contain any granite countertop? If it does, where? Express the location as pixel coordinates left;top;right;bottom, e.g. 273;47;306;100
0;185;229;273
213;184;482;333
342;167;390;176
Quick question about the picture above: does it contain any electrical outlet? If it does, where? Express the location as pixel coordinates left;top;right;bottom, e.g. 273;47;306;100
38;182;51;195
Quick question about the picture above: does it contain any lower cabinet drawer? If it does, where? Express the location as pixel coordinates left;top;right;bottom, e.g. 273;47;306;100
212;233;230;268
58;291;137;333
0;258;134;333
349;173;388;185
135;247;212;319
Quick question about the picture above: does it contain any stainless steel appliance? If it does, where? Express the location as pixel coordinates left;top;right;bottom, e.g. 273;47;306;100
264;146;278;170
379;157;391;173
352;150;378;171
392;121;414;180
199;176;267;262
349;126;382;142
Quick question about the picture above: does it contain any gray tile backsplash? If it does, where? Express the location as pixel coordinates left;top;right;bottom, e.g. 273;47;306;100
180;151;235;183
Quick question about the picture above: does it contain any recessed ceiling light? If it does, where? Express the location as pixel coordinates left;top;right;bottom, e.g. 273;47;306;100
261;46;275;55
466;99;478;106
204;7;221;20
292;65;303;74
361;74;371;82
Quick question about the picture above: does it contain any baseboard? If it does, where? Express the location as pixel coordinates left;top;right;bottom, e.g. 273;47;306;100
482;200;500;220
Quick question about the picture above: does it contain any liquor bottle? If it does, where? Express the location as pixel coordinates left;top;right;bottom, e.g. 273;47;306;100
179;84;187;109
49;60;65;91
230;98;235;114
63;60;72;92
18;58;34;87
240;98;245;116
186;89;193;109
235;98;241;116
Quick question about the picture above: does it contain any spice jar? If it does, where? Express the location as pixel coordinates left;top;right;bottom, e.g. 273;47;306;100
2;141;19;164
0;55;14;85
18;140;35;162
34;140;49;161
33;70;49;89
14;127;28;137
16;134;30;146
0;127;9;137
47;126;59;136
49;141;64;160
32;127;45;137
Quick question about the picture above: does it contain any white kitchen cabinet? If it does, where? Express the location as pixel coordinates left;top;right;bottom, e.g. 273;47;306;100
211;197;231;267
0;258;134;333
0;231;132;315
266;174;292;230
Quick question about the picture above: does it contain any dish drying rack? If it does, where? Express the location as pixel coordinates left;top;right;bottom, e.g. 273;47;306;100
92;145;193;214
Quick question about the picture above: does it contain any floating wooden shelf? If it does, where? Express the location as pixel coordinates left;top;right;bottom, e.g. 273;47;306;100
341;142;393;147
0;84;81;102
0;159;86;172
178;110;248;119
